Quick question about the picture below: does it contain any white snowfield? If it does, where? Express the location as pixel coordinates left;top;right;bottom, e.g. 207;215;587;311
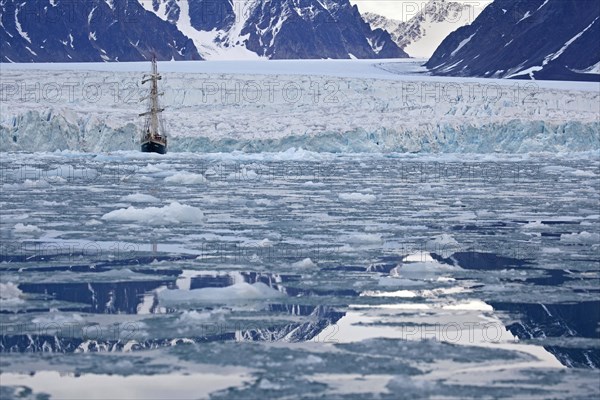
363;1;490;58
1;60;598;153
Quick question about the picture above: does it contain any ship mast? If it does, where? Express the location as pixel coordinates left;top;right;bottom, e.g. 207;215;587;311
139;54;165;139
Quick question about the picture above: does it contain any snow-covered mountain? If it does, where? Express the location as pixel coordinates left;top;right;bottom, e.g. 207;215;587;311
0;0;407;62
142;0;407;60
363;0;484;58
0;0;201;62
426;0;600;81
361;12;404;48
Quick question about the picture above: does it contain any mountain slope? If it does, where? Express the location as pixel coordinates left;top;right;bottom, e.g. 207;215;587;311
0;0;201;62
426;0;600;81
363;0;483;58
144;0;408;60
0;0;407;62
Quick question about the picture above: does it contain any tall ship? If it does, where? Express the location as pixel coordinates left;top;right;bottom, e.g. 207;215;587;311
139;55;168;154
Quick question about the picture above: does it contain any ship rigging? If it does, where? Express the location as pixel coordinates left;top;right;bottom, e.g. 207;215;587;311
139;55;168;154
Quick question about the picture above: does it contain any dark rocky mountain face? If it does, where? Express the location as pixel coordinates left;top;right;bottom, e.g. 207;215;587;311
1;0;407;62
241;0;407;59
188;0;234;31
0;0;201;62
426;0;600;81
151;0;181;24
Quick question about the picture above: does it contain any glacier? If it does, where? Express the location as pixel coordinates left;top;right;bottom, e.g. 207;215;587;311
1;60;598;154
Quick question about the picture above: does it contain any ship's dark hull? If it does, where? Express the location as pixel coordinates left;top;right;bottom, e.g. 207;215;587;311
141;141;167;154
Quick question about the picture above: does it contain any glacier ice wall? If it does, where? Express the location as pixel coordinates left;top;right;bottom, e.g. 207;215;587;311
3;113;597;153
1;110;139;152
1;68;598;153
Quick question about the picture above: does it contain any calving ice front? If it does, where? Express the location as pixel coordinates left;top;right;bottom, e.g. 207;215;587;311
1;60;598;153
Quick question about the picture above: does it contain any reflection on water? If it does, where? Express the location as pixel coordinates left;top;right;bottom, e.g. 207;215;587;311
3;252;597;371
492;301;600;368
19;280;173;314
1;153;599;398
0;370;252;400
1;269;347;352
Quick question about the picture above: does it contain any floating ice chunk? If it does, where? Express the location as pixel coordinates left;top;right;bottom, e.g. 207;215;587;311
421;286;469;297
541;165;597;177
397;261;457;274
0;370;251;400
292;258;317;268
391;254;459;280
345;233;383;244
13;223;41;233
542;247;562;253
442;300;494;311
354;303;431;310
360;289;418;298
226;168;258;181
138;163;165;173
426;234;460;255
242;238;274;248
249;254;262;262
0;282;24;304
32;312;84;325
560;231;600;244
45;166;98;180
254;198;273;206
165;172;206;184
303;181;325;187
0;282;23;298
271;147;323;161
336;244;355;252
402;252;436;263
541;166;574;174
176;309;228;324
571;169;597;177
158;282;285;304
41;200;64;206
120;193;160;203
294;354;324;365
101;202;204;225
338;193;377;203
258;379;282;390
378;277;424;287
22;179;51;188
426;234;459;247
45;176;68;184
94;268;144;279
258;238;273;247
522;221;545;229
